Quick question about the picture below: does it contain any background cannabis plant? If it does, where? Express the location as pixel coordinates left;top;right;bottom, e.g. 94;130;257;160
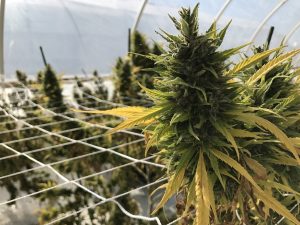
91;4;300;225
235;43;300;224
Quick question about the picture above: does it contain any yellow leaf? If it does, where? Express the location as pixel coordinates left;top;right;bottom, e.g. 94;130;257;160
194;152;210;225
267;155;298;166
230;128;263;139
226;48;280;75
207;174;219;224
266;181;300;196
184;176;196;214
234;113;300;163
73;106;148;118
152;150;194;214
108;107;165;134
247;49;300;85
253;189;300;225
244;156;267;179
212;149;300;225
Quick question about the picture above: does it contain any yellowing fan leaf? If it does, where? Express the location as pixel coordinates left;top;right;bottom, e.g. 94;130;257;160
74;106;148;118
108;107;167;134
247;49;300;85
194;152;210;225
226;48;280;75
266;155;298;166
244;156;267;179
152;149;194;214
229;128;263;139
185;176;196;215
266;180;300;196
207;174;219;223
212;149;300;225
253;189;300;225
212;149;260;190
233;113;300;163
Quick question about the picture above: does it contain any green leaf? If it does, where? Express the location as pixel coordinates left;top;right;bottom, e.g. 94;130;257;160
211;120;240;159
170;112;189;125
208;153;225;189
218;20;232;42
219;43;251;59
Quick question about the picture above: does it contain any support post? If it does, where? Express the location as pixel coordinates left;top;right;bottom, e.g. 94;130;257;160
39;46;48;67
128;28;131;54
266;26;274;49
284;21;300;45
247;0;287;50
214;0;233;22
0;0;6;83
132;0;148;34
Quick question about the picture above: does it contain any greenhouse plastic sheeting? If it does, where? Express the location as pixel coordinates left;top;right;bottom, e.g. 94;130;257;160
4;0;300;79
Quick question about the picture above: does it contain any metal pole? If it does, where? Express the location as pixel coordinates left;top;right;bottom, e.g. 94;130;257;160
247;0;288;50
128;28;131;53
283;21;300;45
39;46;48;67
266;26;275;49
132;0;148;34
0;0;5;82
214;0;233;22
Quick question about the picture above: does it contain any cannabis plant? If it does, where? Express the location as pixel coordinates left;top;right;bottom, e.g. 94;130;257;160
113;31;164;102
42;64;67;112
237;43;300;224
113;57;140;102
93;70;108;100
91;4;300;224
16;70;28;85
132;31;152;69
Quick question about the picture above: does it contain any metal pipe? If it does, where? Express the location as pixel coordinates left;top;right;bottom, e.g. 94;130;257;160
247;0;288;50
0;0;5;79
214;0;233;22
132;0;148;34
0;0;5;102
284;21;300;45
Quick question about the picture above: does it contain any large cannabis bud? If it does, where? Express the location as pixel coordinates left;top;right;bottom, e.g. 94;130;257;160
93;4;300;225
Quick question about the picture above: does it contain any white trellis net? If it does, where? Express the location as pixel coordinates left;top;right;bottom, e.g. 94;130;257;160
0;81;188;225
